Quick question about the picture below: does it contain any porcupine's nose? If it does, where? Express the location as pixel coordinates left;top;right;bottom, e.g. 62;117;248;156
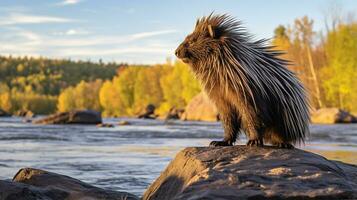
175;48;186;59
175;44;185;58
175;48;183;58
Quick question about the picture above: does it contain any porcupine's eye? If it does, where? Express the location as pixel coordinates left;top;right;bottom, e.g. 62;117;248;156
188;38;196;47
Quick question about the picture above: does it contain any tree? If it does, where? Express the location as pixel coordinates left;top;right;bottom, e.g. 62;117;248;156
159;61;201;113
57;87;76;112
100;81;121;116
0;84;12;112
134;66;164;110
273;17;324;109
57;80;103;112
294;16;323;108
322;23;357;111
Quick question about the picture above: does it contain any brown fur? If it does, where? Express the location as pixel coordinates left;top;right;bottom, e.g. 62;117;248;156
175;14;310;148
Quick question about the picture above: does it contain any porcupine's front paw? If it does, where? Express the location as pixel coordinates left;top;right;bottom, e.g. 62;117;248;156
246;139;264;147
209;140;233;147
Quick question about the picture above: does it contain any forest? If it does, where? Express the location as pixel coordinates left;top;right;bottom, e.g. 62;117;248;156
0;15;356;115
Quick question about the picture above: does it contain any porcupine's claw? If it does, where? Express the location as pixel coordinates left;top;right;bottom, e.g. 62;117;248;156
209;140;233;147
246;139;264;147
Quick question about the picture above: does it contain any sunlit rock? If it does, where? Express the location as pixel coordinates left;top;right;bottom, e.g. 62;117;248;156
33;110;102;125
0;168;139;200
181;92;219;121
311;108;357;124
144;146;357;200
14;110;35;118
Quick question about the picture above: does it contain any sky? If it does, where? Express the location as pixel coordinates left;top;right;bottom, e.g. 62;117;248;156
0;0;356;64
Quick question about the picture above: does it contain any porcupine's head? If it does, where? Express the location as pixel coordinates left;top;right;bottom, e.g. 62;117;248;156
175;13;250;94
175;14;232;68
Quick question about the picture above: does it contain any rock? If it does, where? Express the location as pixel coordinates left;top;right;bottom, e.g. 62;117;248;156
165;107;185;120
118;120;131;125
96;123;114;128
0;109;11;117
14;110;35;118
143;146;357;200
138;104;157;119
0;168;139;200
181;92;219;121
311;108;357;124
33;110;102;125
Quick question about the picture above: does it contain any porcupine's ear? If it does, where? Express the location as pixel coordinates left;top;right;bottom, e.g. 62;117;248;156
208;24;214;38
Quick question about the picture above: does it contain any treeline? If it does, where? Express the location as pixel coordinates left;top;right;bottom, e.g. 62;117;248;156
0;56;123;114
58;61;201;116
272;16;357;112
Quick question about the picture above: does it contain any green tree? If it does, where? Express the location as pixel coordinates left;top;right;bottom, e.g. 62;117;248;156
322;23;357;111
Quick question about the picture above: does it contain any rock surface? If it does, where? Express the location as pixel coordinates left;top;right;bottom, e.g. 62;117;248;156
311;108;357;124
33;110;102;125
181;92;218;121
143;146;357;200
0;168;139;200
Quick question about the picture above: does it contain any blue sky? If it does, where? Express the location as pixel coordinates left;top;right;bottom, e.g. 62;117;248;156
0;0;356;64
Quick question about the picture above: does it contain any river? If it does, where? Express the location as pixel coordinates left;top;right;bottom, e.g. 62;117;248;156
0;117;356;196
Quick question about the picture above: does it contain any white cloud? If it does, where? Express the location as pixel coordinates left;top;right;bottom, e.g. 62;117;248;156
132;30;177;39
53;29;90;36
0;13;74;26
56;45;174;57
0;28;178;63
56;0;82;6
48;29;177;47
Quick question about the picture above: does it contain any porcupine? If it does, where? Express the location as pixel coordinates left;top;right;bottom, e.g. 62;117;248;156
175;14;310;148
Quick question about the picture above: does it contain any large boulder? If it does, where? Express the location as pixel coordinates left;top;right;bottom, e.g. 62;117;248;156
0;168;139;200
33;110;102;125
311;108;357;124
0;109;10;117
181;92;219;121
143;146;357;200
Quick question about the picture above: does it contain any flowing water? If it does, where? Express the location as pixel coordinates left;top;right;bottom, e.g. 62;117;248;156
0;117;357;196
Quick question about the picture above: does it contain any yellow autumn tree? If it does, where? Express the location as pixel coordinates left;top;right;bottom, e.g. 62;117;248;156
99;79;126;117
0;84;12;112
57;87;76;112
57;80;103;112
322;23;357;111
134;65;164;111
159;61;201;113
